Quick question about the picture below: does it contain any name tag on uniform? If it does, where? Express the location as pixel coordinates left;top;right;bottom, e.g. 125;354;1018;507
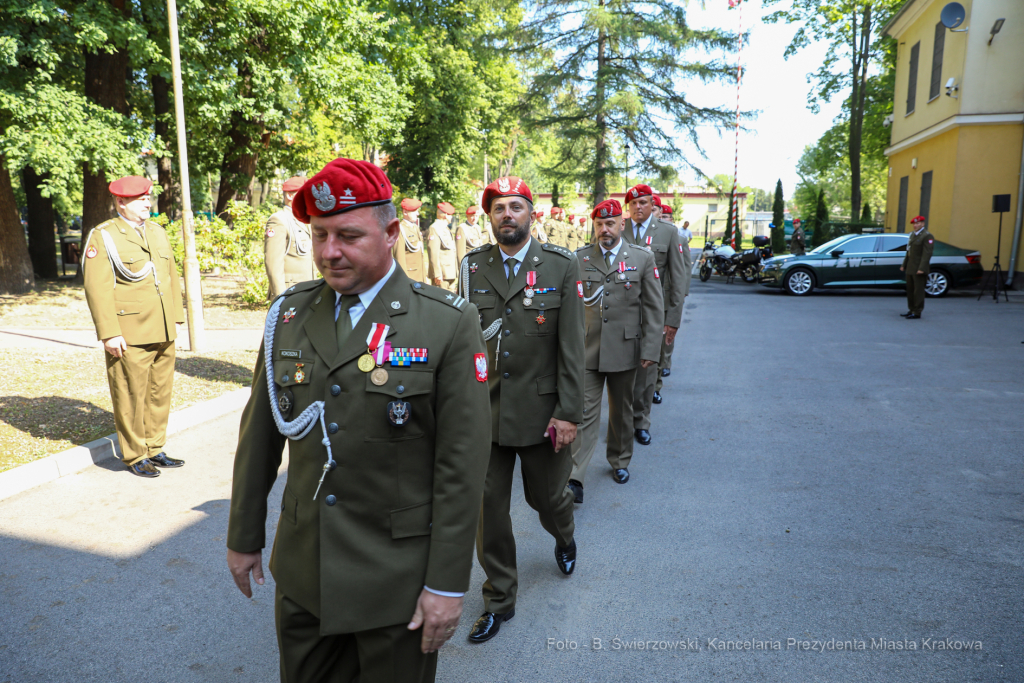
280;349;302;359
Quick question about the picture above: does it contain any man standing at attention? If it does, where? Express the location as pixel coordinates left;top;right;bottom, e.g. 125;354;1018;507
227;158;491;682
568;200;663;502
265;176;316;299
900;215;934;319
652;206;689;403
456;205;489;264
82;176;185;478
459;176;584;644
394;197;429;283
428;202;459;291
621;184;685;446
790;218;806;255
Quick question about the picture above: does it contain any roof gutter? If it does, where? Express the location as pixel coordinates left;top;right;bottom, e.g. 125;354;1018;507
1005;126;1024;287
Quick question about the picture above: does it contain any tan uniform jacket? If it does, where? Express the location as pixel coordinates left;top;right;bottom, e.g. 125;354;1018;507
903;229;934;275
458;240;585;446
264;208;316;299
227;272;490;634
393;219;429;283
623;217;685;328
546;220;567;248
455;220;490;264
83;217;184;344
531;222;549;243
562;222;579;252
577;243;664;373
427;219;459;281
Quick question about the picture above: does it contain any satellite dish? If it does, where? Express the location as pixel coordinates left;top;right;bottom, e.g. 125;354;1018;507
940;2;966;29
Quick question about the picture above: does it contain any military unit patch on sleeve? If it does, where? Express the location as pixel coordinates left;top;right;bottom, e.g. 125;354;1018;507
474;353;488;382
86;245;98;259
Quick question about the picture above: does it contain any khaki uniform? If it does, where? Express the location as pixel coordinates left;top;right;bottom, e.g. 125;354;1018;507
459;239;585;614
531;221;549;244
577;224;590;249
546;219;567;249
393;218;429;284
571;242;663;485
83;217;184;466
903;228;934;314
791;226;806;255
455;219;490;264
622;217;685;431
427;219;459;291
655;221;691;391
264;207;317;299
228;272;490;679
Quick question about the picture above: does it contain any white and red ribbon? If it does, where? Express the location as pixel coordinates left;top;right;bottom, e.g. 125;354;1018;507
645;235;652;246
366;323;390;355
618;261;626;273
526;271;537;287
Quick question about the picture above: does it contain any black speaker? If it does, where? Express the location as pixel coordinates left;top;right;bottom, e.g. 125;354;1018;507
993;194;1011;212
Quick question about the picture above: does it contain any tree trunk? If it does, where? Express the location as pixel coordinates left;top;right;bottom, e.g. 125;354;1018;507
78;0;129;283
848;5;871;223
215;115;263;219
23;167;58;279
593;16;608;204
0;153;34;294
152;71;177;219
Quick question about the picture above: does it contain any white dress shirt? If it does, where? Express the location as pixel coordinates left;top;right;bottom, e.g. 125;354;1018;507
600;239;623;262
500;237;533;279
632;214;654;242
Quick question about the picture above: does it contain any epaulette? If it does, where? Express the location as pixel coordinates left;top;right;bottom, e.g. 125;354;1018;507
542;243;574;259
276;278;325;302
411;282;468;311
630;244;653;254
467;244;492;256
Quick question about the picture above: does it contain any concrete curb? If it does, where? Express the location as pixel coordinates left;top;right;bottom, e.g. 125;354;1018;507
0;387;251;502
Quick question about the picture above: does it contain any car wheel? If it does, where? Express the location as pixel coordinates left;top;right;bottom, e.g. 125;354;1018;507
783;268;814;296
699;263;712;282
925;270;950;297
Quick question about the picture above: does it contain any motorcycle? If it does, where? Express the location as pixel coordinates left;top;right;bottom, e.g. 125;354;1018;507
698;236;773;283
738;236;774;282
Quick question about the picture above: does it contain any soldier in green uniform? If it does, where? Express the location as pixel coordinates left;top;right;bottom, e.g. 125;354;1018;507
394;197;430;284
265;176;317;299
791;219;806;255
458;176;584;644
227;159;491;683
568;200;663;503
82;176;185;479
653;204;688;402
427;202;459;292
621;184;685;445
455;205;490;264
900;215;934;319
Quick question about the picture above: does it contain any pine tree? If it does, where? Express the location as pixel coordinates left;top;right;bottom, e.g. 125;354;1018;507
722;191;735;248
811;188;830;247
860;201;872;223
551;182;560;209
771;179;786;254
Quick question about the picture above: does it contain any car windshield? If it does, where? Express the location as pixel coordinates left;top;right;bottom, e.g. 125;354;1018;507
809;235;857;254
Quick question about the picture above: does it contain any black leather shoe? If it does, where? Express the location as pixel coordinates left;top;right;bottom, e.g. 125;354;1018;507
567;479;583;504
900;311;913;317
555;539;577;575
128;459;160;478
613;468;629;484
661;368;670;377
652;391;662;404
467;609;515;643
634;429;652;445
906;313;921;319
149;452;185;468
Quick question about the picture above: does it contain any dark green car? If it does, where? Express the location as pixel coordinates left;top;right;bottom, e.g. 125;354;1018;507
759;233;983;297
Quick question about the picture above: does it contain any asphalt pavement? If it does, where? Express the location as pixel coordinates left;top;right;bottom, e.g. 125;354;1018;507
1;277;1022;682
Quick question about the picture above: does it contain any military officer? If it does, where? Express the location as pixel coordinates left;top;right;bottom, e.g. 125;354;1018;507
227;158;491;683
557;209;577;251
265;176;317;299
578;216;590;247
427;202;459;292
900;215;934;319
82;176;185;478
458;176;584;644
530;209;549;243
456;205;490;263
394;197;430;283
791;218;806;255
621;184;685;445
568;200;663;503
655;214;691;395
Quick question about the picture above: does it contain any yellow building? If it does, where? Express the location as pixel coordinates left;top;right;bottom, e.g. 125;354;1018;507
883;0;1024;282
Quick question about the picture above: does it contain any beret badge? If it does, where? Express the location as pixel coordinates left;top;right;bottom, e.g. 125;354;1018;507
600;208;608;217
498;177;511;193
312;182;336;212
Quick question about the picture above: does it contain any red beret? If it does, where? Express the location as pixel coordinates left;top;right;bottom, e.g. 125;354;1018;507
626;184;653;202
400;198;422;212
567;214;575;221
481;176;533;212
550;207;562;217
911;215;926;223
108;176;152;198
292;158;392;224
591;199;622;219
466;206;478;216
282;176;305;192
535;209;545;217
651;195;663;208
578;217;586;225
662;206;673;215
437;202;455;215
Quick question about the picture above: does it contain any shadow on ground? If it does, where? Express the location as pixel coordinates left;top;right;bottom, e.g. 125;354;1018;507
174;357;253;386
0;395;115;444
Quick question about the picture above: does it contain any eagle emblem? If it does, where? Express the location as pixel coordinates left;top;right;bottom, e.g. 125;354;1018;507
312;181;336;212
497;177;511;193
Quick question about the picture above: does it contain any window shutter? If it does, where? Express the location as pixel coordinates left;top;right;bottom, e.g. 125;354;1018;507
897;176;909;233
920;171;933;220
907;42;920;114
929;23;945;101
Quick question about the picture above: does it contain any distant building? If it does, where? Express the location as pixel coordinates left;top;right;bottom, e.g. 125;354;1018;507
882;0;1024;282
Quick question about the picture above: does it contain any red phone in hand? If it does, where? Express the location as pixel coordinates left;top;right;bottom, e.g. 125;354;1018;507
548;425;557;448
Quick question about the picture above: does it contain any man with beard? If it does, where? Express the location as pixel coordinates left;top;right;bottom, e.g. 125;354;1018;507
394;197;429;283
568;199;662;502
458;176;584;644
621;185;685;446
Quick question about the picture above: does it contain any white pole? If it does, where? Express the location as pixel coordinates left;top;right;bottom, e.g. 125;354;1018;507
167;0;205;351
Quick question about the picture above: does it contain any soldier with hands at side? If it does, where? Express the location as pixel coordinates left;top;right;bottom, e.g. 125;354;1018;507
394;197;430;284
265;176;317;299
900;215;934;319
427;202;459;292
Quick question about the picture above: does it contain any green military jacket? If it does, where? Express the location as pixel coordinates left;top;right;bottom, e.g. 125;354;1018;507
83;216;184;345
228;269;491;634
623;217;686;328
459;239;585;446
903;229;934;275
577;242;664;373
264;208;317;299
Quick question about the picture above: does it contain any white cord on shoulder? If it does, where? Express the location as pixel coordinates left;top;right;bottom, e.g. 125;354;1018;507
462;252;503;366
84;227;157;288
263;297;335;499
583;285;604;307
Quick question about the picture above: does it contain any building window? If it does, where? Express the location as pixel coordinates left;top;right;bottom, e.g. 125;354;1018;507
897;176;909;233
907;42;920;114
708;203;718;212
920;171;933;220
929;23;945;101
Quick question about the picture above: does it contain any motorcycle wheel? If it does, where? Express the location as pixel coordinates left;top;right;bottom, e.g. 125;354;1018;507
699;263;712;282
741;267;757;283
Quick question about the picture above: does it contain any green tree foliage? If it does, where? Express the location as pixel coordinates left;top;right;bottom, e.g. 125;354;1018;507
861;201;871;222
771;179;786;254
810;188;830;248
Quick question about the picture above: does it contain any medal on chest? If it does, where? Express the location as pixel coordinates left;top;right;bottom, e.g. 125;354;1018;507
618;261;627;280
360;323;391;385
524;270;537;301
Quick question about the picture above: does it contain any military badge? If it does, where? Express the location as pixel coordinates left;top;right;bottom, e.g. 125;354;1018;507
535;313;546;325
583;256;590;262
266;228;275;238
278;390;294;415
86;245;98;259
577;281;584;297
293;363;305;384
470;263;478;274
387;400;411;426
624;282;632;290
523;298;533;306
474;353;488;382
312;181;336;212
283;307;296;323
654;267;660;279
498;177;511;193
338;187;356;208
